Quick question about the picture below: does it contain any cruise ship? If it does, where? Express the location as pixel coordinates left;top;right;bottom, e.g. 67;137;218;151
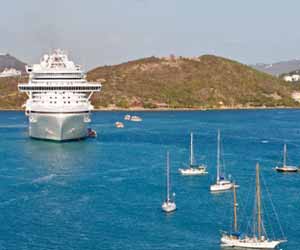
18;49;102;141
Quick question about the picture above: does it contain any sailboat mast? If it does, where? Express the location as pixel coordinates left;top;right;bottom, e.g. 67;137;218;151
167;151;170;201
217;129;221;182
283;144;287;167
256;163;262;240
190;132;194;166
233;184;238;232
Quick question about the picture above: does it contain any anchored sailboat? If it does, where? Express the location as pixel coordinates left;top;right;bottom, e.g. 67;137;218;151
221;163;287;249
162;151;176;213
179;132;208;176
275;144;298;173
210;130;235;192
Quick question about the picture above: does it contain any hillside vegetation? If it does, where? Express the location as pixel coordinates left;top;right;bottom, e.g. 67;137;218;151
0;55;298;110
0;76;27;109
88;55;298;109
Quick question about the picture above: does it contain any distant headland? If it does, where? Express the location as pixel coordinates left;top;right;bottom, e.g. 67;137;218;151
1;54;300;110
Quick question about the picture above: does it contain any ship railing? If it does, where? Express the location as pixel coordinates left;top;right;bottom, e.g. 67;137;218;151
18;84;102;92
31;72;83;77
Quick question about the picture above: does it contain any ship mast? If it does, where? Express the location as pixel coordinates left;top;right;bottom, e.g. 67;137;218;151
256;163;262;240
217;129;221;182
233;183;238;232
283;144;287;167
166;151;170;202
190;132;194;166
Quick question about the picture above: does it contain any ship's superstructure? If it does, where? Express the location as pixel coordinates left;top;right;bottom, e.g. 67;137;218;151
18;49;101;141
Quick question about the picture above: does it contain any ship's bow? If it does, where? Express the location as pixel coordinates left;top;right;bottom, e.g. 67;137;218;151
29;112;90;141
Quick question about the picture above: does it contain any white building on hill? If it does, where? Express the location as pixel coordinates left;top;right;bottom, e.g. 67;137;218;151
283;74;300;82
283;75;293;82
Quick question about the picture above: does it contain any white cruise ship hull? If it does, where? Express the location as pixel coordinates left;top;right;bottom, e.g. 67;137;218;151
28;112;90;141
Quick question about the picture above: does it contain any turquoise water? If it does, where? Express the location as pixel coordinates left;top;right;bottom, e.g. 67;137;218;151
0;110;299;250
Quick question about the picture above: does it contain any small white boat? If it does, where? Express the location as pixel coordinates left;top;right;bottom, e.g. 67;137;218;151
221;163;287;249
124;114;131;120
275;144;298;173
210;130;235;192
130;115;142;122
162;199;176;213
162;151;176;213
179;132;208;175
210;180;234;192
115;121;124;128
179;167;207;176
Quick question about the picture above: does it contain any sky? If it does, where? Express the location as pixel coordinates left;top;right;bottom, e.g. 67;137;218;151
1;0;300;69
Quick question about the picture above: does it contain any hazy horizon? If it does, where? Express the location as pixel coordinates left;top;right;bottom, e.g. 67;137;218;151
2;0;300;69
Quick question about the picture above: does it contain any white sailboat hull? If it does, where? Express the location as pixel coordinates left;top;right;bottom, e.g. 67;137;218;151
221;236;283;249
162;201;176;213
179;167;208;176
210;181;234;192
275;166;298;172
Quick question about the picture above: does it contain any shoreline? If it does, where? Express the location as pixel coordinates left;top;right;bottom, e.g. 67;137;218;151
92;106;300;112
2;106;300;112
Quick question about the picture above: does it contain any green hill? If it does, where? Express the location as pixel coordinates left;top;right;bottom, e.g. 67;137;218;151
0;55;298;110
0;76;27;109
88;55;298;109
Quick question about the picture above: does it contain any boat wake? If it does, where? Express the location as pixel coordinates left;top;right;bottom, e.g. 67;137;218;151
32;174;56;184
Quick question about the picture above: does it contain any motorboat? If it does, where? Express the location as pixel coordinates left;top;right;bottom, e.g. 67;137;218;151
124;114;131;120
130;115;142;122
115;121;124;128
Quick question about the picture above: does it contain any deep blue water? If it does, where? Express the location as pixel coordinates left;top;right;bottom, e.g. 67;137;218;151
0;110;299;250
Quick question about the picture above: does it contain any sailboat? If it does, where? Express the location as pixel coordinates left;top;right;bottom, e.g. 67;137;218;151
162;151;176;213
275;144;298;172
221;163;287;249
210;130;235;192
179;132;208;176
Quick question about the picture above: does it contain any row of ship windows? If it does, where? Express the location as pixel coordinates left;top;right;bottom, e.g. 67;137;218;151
34;101;85;104
20;86;100;91
33;73;82;76
34;96;85;99
31;81;85;85
33;91;85;95
31;82;85;86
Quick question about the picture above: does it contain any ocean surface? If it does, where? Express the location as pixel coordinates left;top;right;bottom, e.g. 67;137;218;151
0;110;299;250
